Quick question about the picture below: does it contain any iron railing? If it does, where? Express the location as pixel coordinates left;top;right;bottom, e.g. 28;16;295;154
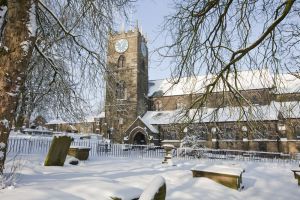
7;137;300;163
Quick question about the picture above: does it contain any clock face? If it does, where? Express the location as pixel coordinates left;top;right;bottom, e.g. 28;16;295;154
141;42;147;57
115;39;128;53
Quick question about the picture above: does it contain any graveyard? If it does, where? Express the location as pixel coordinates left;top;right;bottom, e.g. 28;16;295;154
1;135;300;200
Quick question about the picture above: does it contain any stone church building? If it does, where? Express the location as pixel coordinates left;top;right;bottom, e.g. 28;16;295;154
103;27;300;153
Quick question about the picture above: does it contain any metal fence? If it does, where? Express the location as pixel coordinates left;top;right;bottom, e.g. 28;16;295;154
7;137;165;159
7;137;300;163
8;137;53;155
176;147;300;163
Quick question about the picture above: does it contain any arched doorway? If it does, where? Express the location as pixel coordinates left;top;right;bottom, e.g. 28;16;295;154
133;132;147;145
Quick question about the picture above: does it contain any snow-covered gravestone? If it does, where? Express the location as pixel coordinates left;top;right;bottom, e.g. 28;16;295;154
139;176;166;200
44;136;72;166
162;144;175;165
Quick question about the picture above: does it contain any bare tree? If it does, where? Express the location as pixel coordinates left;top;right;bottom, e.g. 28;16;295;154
153;0;300;144
158;1;298;114
0;0;133;175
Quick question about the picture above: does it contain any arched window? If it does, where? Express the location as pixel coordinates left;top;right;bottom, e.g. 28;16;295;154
155;100;162;111
116;81;126;99
118;55;125;68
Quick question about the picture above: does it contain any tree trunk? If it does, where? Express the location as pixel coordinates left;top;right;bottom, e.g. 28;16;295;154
15;85;28;129
0;0;36;174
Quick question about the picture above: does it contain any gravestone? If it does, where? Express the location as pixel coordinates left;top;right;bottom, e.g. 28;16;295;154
44;136;72;166
139;175;166;200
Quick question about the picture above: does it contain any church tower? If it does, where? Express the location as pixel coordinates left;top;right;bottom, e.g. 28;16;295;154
105;26;148;143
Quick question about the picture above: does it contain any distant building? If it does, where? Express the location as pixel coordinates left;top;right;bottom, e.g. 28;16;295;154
45;112;106;135
73;112;106;134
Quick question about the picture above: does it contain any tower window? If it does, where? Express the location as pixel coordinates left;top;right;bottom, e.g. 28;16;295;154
118;55;125;68
141;60;145;71
252;95;258;103
116;81;126;99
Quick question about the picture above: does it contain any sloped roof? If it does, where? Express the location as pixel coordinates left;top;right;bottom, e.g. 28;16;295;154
142;110;184;125
148;69;272;97
142;101;300;125
274;73;300;94
98;112;105;118
46;119;67;125
126;116;159;133
84;112;105;123
138;116;159;133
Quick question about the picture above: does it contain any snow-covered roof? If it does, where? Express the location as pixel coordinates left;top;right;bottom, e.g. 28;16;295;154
148;69;272;97
46;119;67;125
126;116;159;133
142;110;184;125
69;125;77;131
23;128;52;133
138;116;159;133
274;73;300;94
142;101;300;124
85;116;96;123
84;112;105;123
98;112;105;118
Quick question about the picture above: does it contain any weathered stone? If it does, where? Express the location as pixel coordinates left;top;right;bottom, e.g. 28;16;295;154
68;147;90;160
105;30;148;143
44;136;72;166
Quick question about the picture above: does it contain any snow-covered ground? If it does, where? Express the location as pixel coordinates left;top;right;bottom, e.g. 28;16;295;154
1;155;300;200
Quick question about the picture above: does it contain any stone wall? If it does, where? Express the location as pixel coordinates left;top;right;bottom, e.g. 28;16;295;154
157;120;300;153
185;140;300;153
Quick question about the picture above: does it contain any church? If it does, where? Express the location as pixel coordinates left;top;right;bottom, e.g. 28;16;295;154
102;27;300;153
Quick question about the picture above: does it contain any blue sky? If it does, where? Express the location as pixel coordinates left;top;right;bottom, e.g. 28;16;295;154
133;0;174;80
89;1;175;114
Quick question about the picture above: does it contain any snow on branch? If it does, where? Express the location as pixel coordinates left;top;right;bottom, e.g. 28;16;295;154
20;41;30;56
27;1;37;37
0;119;9;129
0;5;7;28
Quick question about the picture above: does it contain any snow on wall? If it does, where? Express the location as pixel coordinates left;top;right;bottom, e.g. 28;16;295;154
27;1;37;37
191;164;244;176
139;175;166;200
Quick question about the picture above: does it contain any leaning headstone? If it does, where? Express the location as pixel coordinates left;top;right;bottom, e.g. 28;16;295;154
44;136;72;166
139;176;166;200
